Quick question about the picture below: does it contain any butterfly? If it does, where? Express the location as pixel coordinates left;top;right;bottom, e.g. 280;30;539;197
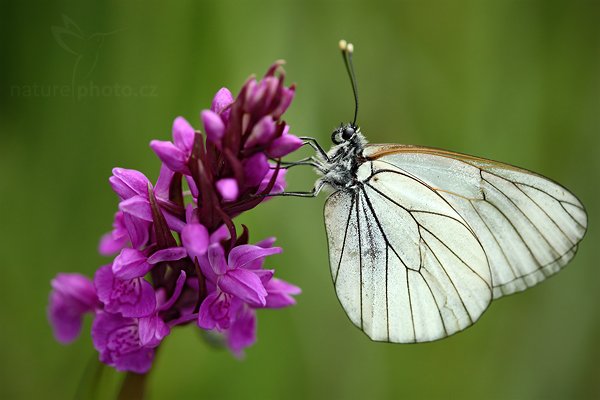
281;40;588;343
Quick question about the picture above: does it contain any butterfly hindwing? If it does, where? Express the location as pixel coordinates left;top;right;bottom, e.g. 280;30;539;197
325;160;492;343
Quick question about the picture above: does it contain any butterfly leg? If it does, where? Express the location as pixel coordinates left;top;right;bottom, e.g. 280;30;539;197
274;157;328;173
298;136;330;162
263;180;325;198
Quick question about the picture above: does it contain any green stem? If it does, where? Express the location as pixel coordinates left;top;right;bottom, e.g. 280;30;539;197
117;372;148;400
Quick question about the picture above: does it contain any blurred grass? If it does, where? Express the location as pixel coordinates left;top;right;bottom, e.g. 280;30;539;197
1;0;599;399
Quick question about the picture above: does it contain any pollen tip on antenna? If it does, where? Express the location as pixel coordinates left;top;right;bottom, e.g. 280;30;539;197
338;40;354;54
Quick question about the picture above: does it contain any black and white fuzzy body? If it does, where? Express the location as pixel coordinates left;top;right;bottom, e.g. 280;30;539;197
314;124;367;192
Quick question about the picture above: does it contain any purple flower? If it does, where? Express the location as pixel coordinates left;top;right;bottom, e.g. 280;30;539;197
50;62;302;374
197;243;281;330
92;311;163;374
200;243;281;306
198;291;241;331
113;168;185;234
150;116;194;174
95;264;156;318
48;274;98;343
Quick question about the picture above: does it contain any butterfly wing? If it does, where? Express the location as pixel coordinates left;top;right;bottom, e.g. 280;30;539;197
324;160;493;343
364;144;588;299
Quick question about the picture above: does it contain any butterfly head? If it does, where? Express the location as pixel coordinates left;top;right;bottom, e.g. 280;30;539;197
331;123;360;145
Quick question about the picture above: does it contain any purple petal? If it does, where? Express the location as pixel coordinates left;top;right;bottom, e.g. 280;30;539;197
201;110;225;147
150;140;188;173
244;116;276;148
98;233;127;257
228;244;282;270
208;243;228;276
48;273;97;343
154;164;175;201
255;237;276;249
258;167;287;195
164;211;186;233
95;265;156;318
109;168;150;200
198;291;240;331
172;116;194;154
94;264;116;307
112;347;155;374
98;212;129;256
117;278;157;318
226;307;256;356
210;225;231;244
219;268;267;307
147;247;188;264
266;132;303;158
211;87;234;120
159;271;187;311
112;248;152;280
272;86;295;119
252;269;274;284
123;213;150;249
216;178;239;202
119;196;153;221
264;278;301;308
138;314;170;347
185;204;198;224
181;223;209;261
91;312;155;374
243;153;269;187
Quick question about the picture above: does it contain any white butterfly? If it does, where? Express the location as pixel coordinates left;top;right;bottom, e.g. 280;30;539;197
284;40;588;343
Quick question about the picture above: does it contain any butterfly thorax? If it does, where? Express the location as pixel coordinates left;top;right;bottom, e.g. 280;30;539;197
316;126;367;191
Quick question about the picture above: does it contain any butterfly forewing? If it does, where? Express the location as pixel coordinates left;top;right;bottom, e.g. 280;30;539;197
363;144;588;299
325;160;493;343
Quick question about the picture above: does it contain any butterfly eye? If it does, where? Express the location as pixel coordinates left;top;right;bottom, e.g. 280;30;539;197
331;129;344;144
342;127;355;141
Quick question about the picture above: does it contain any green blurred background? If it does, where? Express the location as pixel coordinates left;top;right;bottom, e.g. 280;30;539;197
1;0;599;399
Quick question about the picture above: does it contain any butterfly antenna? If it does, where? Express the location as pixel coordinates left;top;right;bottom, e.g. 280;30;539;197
339;39;359;128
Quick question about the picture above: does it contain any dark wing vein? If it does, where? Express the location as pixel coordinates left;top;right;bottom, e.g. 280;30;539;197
334;193;357;284
359;187;416;342
513;182;575;247
356;190;363;330
468;200;518;280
